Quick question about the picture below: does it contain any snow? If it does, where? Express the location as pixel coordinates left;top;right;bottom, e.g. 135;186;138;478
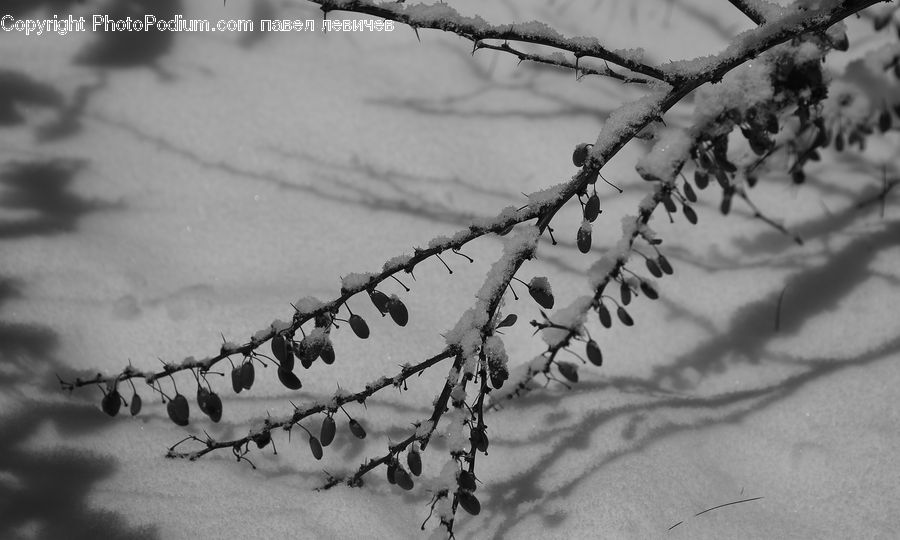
2;1;898;540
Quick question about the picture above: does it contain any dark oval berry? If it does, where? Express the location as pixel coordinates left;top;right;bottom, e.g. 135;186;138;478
388;297;408;327
231;366;243;394
458;491;481;516
572;143;592;167
320;415;336;447
714;168;730;189
640;281;659;300
720;195;732;216
645;258;662;278
271;334;288;364
528;277;554;309
348;418;367;439
167;394;189;426
277;367;302;390
458;470;477;492
557;361;579;383
102;389;121;417
682;182;697;203
878;109;892;133
407;448;422;476
584;194;601;222
577;226;592;253
617;306;634;327
319;340;335;365
394;467;414;491
586;340;603;366
683;204;698;225
130;393;142;416
386;461;397;484
308;436;323;460
349;314;370;339
240;361;255;390
662;194;677;213
206;392;223;423
197;387;211;415
694;169;709;189
657;255;673;275
496;313;517;329
620;281;632;306
597;303;612;328
470;428;489;453
369;290;391;314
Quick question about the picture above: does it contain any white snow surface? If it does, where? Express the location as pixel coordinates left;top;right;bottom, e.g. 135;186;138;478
0;1;898;540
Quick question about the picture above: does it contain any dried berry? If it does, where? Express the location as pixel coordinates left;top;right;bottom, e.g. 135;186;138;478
488;356;509;390
640;281;659;300
720;195;732;215
130;393;142;416
584;194;601;222
577;226;592;253
319;340;335;365
407;448;422;476
657;255;673;275
714;168;730;189
167;394;190;426
586;339;603;366
240;361;255;390
253;430;271;449
572;143;592;167
597;303;612;328
277;367;302;390
348;418;367;439
308;435;323;460
616;306;634;327
557;361;579;383
349;314;370;339
320;415;336;447
645;258;662;278
662;194;677;213
101;389;121;417
368;289;391;314
683;204;698;225
457;491;481;516
388;296;408;327
386;461;397;484
197;387;212;414
458;470;477;492
528;277;554;309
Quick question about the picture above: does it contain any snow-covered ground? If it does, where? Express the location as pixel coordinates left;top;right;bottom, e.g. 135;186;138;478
1;1;898;538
